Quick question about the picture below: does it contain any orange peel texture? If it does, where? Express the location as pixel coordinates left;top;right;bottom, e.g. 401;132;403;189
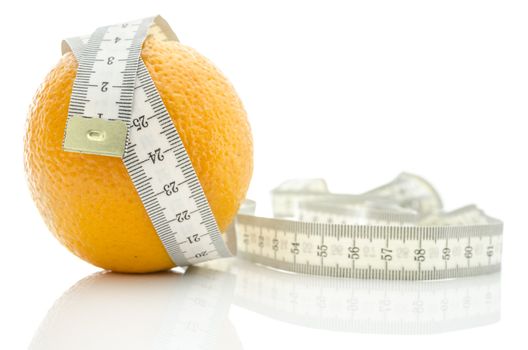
24;35;253;273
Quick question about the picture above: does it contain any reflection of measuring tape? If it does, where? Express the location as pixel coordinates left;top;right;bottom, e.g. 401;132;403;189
62;16;503;280
30;259;501;349
218;259;500;334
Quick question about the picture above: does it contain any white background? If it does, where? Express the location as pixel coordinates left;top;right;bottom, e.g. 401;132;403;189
1;0;527;349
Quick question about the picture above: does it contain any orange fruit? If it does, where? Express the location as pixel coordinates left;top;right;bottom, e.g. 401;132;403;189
24;35;253;273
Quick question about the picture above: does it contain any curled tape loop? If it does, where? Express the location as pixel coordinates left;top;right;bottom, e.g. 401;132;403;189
235;173;502;280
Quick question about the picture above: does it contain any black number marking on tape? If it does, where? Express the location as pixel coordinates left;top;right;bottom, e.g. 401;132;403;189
148;148;164;163
101;81;109;92
176;210;191;223
132;115;148;131
163;181;179;196
187;234;200;244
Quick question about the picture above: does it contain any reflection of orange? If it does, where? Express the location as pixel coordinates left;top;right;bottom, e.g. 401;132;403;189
24;35;253;273
29;271;242;350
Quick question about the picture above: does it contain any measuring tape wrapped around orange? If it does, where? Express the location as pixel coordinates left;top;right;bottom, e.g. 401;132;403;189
24;16;502;279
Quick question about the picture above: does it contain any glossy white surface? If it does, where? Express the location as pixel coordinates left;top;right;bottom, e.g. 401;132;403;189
2;1;527;349
29;260;501;349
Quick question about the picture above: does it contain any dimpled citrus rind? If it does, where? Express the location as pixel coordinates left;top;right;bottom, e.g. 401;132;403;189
24;35;253;273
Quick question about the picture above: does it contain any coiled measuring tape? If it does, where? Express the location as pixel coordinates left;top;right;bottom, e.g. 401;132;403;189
236;173;503;280
62;16;503;280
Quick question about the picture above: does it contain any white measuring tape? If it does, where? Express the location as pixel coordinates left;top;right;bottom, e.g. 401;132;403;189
63;16;232;267
62;16;503;280
236;173;503;280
